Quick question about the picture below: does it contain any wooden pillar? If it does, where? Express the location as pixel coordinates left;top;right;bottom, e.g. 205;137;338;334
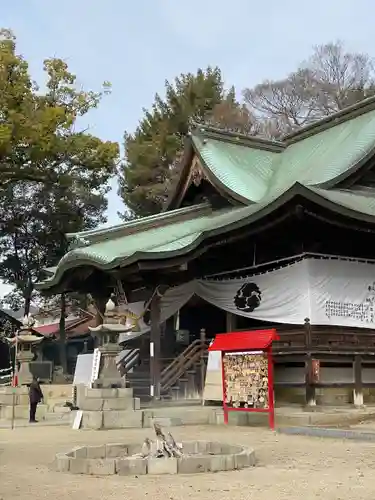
353;355;363;407
226;312;237;332
304;318;316;406
150;293;161;401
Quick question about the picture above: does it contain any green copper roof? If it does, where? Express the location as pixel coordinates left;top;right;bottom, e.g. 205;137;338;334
271;107;375;194
192;134;278;202
37;97;375;292
191;100;375;202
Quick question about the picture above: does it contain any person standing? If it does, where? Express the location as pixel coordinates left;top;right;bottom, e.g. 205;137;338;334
29;376;43;423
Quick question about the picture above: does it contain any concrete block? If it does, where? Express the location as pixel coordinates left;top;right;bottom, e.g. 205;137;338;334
81;411;103;430
117;388;134;398
75;384;86;407
181;441;198;454
0;404;48;420
86;388;118;399
177;455;211;474
223;454;235;470
208;441;224;455
52;405;71;414
102;410;143;429
87;458;116;475
69;458;89;474
106;443;128;458
148;457;178;475
127;444;142;455
206;455;228;472
102;398;134;411
72;446;87;458
80;399;104;411
142;410;154;427
196;441;210;453
0;394;15;405
55;453;70;472
116;457;147;476
214;410;225;425
133;397;141;410
86;446;105;459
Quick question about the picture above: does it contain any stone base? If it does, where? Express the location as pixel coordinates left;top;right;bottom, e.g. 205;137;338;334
74;386;141;430
93;378;125;389
54;441;256;475
0;403;48;420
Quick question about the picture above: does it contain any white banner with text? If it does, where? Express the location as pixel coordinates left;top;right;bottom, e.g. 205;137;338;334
119;258;375;340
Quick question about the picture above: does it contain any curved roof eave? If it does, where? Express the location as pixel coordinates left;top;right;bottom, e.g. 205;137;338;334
311;143;375;190
36;183;375;292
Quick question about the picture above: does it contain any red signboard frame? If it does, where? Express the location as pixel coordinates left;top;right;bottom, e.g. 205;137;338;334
209;329;279;430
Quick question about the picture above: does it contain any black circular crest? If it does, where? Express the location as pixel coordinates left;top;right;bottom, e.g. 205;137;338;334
234;282;261;313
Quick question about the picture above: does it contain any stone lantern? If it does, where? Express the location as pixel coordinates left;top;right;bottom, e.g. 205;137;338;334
89;295;137;388
7;315;43;385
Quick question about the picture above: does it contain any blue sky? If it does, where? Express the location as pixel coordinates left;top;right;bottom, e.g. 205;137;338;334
1;0;375;297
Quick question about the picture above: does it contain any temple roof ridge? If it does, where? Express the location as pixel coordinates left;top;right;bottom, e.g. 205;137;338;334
283;94;375;144
189;121;284;153
66;202;212;246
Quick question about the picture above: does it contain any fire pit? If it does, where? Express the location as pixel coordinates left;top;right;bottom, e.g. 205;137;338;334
54;423;256;475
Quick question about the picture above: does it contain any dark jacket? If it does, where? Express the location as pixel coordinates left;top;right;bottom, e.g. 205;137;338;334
29;380;43;404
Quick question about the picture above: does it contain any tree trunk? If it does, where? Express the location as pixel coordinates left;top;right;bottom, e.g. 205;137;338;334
59;293;68;374
23;279;33;316
23;295;31;317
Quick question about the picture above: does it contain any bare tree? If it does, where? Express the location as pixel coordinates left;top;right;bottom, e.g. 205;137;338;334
243;41;375;137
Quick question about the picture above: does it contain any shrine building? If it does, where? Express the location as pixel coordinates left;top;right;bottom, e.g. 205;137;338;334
37;96;375;407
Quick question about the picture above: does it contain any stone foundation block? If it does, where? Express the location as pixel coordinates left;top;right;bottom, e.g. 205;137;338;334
81;411;103;430
102;398;134;411
206;455;228;472
223;454;235;470
0;404;48;420
102;410;143;429
80;399;104;411
85;388;118;399
72;446;87;458
55;453;70;472
117;388;134;398
115;457;147;476
133;397;141;410
87;458;116;475
69;458;89;474
105;443;128;458
86;445;105;459
177;455;211;474
148;457;178;475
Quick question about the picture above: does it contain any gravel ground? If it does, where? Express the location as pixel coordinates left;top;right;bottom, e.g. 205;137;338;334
1;425;375;500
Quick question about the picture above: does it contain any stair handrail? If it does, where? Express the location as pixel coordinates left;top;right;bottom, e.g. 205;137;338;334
117;348;140;375
160;339;207;379
160;340;208;391
161;347;207;392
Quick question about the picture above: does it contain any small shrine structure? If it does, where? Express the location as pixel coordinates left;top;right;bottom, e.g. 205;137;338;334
6;315;44;385
88;294;137;388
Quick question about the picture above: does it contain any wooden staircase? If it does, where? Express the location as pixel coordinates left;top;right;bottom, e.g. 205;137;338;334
124;339;209;402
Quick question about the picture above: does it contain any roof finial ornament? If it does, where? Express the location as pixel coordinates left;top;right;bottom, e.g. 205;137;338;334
68;236;90;250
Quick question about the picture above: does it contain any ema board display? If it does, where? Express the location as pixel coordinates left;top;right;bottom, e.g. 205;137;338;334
223;352;269;409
